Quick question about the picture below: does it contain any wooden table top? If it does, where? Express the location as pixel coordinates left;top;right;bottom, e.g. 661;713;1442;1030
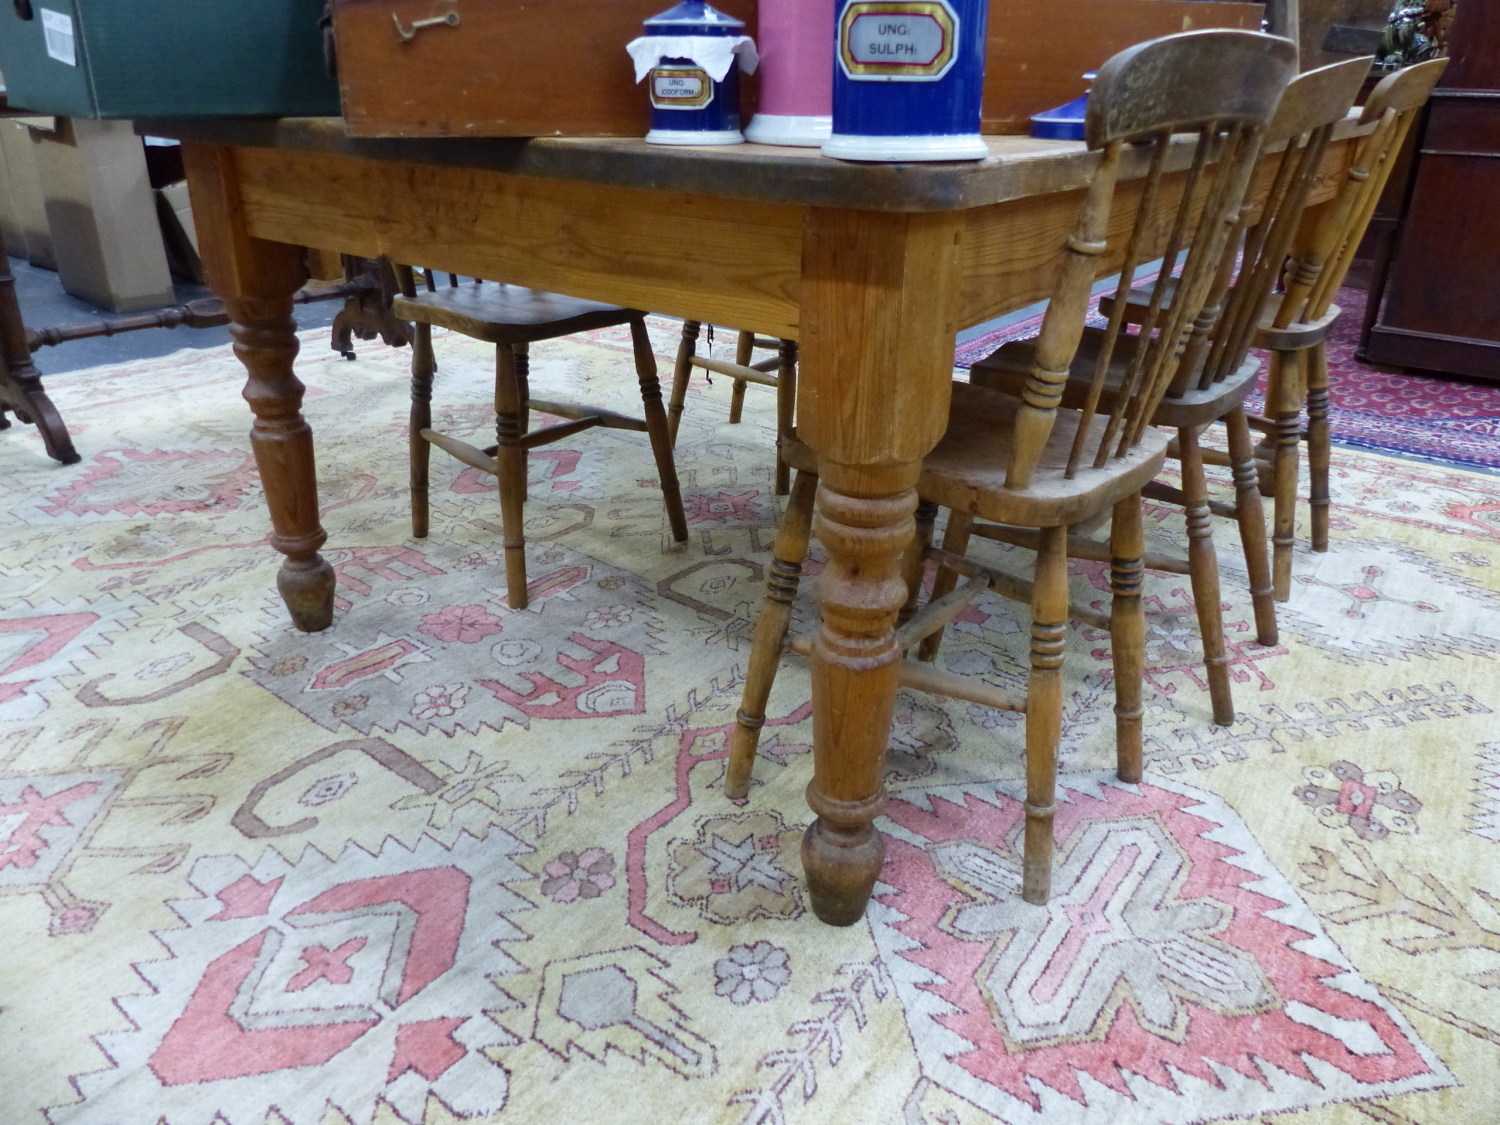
137;114;1372;214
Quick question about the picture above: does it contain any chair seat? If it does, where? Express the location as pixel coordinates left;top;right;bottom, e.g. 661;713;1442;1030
393;284;637;344
1101;279;1341;353
921;382;1169;527
973;327;1263;429
783;382;1168;528
1253;302;1340;352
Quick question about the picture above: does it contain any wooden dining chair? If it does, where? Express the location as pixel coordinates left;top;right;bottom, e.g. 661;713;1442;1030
1251;57;1447;599
393;271;689;609
1060;59;1447;603
964;56;1371;725
727;29;1296;905
669;322;798;494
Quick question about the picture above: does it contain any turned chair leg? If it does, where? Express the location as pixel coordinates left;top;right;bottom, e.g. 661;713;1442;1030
1255;352;1281;498
774;339;797;497
1307;340;1332;553
1271;349;1304;601
1226;405;1277;646
494;342;531;609
512;342;531;437
668;319;700;447
726;470;819;798
917;510;975;662
1179;424;1234;726
1023;525;1068;905
513;341;532;501
1110;492;1146;781
900;500;939;628
409;321;436;538
630;318;690;543
728;330;752;424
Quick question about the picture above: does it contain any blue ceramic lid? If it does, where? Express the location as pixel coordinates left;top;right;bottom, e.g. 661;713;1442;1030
1030;95;1089;141
644;1;744;35
1029;74;1096;142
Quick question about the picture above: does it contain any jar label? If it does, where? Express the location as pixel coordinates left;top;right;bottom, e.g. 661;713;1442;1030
839;0;959;82
650;66;715;110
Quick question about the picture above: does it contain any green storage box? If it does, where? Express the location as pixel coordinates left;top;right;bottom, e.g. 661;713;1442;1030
0;1;339;118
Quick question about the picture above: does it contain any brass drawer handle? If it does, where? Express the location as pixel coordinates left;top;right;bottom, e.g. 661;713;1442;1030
392;10;459;43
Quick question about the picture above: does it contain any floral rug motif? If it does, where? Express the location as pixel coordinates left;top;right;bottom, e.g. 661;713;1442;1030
1;316;1498;1125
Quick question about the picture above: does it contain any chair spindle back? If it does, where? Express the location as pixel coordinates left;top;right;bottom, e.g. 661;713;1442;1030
1006;29;1297;490
1198;56;1373;390
1276;56;1448;330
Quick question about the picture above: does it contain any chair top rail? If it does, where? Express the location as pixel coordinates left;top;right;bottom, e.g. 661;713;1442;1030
1267;57;1373;148
1085;29;1297;148
1362;56;1450;123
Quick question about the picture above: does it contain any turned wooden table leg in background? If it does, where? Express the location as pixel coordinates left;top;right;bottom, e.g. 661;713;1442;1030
0;230;80;464
182;143;334;632
797;208;962;925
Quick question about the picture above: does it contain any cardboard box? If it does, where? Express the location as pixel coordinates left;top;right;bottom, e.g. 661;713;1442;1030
31;118;174;312
0;127;25;257
0;0;340;119
154;180;202;284
0;117;56;268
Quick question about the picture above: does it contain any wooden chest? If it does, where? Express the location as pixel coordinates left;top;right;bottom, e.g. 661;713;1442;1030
0;0;340;119
333;0;758;138
983;0;1267;134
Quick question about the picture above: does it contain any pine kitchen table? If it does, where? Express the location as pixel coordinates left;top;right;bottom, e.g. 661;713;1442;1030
137;116;1369;926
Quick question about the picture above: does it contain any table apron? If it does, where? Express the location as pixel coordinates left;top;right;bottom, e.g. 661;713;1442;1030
958;135;1357;330
218;134;1358;342
228;146;807;339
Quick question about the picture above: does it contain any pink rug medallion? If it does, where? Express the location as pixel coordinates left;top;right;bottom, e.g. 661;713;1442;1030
869;772;1453;1123
58;831;532;1124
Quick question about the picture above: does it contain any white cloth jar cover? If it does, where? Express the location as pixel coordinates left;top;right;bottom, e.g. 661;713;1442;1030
627;35;760;83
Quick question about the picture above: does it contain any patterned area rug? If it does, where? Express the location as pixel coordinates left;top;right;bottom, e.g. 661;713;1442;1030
955;286;1500;473
2;320;1499;1125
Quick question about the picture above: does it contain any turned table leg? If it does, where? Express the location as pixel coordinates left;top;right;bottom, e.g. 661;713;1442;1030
804;461;919;923
182;143;332;632
0;231;79;464
797;207;963;925
231;295;335;630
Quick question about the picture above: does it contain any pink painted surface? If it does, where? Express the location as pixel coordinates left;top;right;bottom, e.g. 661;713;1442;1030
755;0;835;117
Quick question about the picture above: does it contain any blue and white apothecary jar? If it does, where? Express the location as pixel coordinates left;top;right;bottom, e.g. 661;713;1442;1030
627;2;760;146
823;0;989;162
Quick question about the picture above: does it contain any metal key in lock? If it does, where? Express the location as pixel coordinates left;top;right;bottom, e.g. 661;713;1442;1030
392;10;459;42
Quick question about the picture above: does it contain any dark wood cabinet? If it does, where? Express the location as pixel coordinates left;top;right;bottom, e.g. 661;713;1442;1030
1365;2;1500;381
